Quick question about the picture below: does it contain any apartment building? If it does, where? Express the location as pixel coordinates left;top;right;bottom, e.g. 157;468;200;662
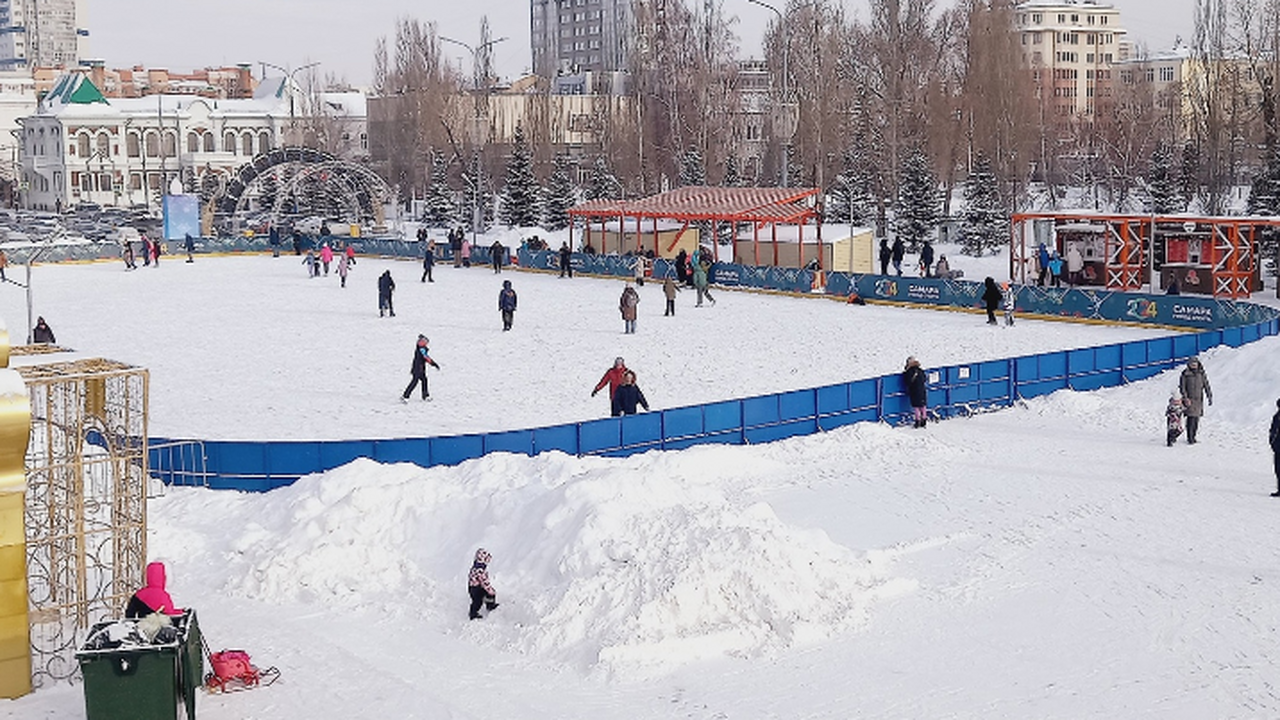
531;0;631;94
1016;0;1127;121
0;0;87;70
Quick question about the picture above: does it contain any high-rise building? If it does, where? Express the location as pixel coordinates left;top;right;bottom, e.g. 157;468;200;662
531;0;632;93
1015;0;1127;121
0;0;88;70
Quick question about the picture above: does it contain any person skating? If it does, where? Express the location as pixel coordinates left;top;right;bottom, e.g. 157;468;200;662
633;254;648;287
1269;399;1280;497
1166;391;1185;447
401;334;441;401
498;279;518;331
1036;243;1050;286
337;253;350;288
461;238;472;268
450;227;463;267
611;370;650;416
121;243;136;270
490;240;504;273
150;236;161;266
467;548;499;619
903;356;928;428
269;224;281;257
125;561;184;619
675;248;690;286
891;237;905;276
302;250;318;278
693;254;715;307
663;275;680;316
981;277;1003;325
421;245;435;283
1002;282;1016;326
592;357;628;404
1178;356;1212;444
378;270;397;317
344;242;357;267
620;281;640;334
184;233;195;263
559;242;573;278
141;235;152;267
934;255;950;279
920;240;935;278
31;316;55;344
1048;251;1064;288
878;238;891;276
320;242;334;275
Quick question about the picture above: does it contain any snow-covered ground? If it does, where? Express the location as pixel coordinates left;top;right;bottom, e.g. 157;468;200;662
4;249;1279;719
1;251;1169;440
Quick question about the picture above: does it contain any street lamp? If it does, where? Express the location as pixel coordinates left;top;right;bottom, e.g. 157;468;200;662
439;35;507;239
259;61;321;136
746;0;802;188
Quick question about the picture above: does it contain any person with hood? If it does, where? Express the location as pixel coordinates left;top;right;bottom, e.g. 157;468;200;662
468;548;499;619
1066;244;1084;285
559;242;574;278
633;254;648;287
920;240;935;278
421;245;435;283
1036;243;1050;286
1166;391;1185;447
1178;356;1213;444
450;228;463;267
337;252;350;288
121;243;136;270
401;334;441;401
184;233;195;263
934;255;951;280
1166;277;1181;295
663;275;680;316
461;237;472;267
150;236;162;266
320;242;334;275
490;240;505;273
693;255;716;307
891;237;905;276
378;270;396;317
1269;399;1280;497
981;277;1003;325
675;248;690;286
125;561;183;619
269;224;281;257
611;370;650;416
344;242;357;266
902;356;928;428
1048;251;1064;288
620;281;640;333
303;249;319;278
498;279;518;331
878;238;891;276
32;317;55;344
141;234;152;267
592;357;628;403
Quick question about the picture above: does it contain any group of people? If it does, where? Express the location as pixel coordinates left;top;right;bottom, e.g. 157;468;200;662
591;356;650;416
1033;243;1085;288
122;235;162;270
878;237;954;279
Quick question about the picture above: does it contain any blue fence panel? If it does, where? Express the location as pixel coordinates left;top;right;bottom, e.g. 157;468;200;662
621;413;662;447
1125;365;1165;382
1172;334;1199;357
703;401;743;434
1197;330;1223;352
743;395;780;428
319;440;377;469
663;433;742;451
532;424;579;456
205;442;267;476
816;384;850;416
662;407;703;438
428;435;485;466
745;419;817;444
579;418;622;454
1094;344;1123;370
818;407;879;430
849;379;879;410
1121;341;1148;368
779;390;817;422
484;429;535;456
372;438;431;466
978;360;1010;381
1222;326;1244;347
1039;352;1068;380
1068;348;1096;375
1014;356;1040;383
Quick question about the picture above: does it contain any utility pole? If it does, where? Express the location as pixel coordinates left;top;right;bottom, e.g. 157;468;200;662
441;28;507;240
746;0;808;188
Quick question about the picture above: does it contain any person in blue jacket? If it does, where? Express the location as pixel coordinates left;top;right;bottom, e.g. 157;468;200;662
498;280;518;331
401;334;441;402
611;370;649;416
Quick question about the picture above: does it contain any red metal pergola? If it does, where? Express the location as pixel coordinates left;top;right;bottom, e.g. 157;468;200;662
568;186;823;267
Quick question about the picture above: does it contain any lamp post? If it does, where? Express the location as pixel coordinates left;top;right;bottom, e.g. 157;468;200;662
259;61;321;143
440;35;507;239
746;0;801;189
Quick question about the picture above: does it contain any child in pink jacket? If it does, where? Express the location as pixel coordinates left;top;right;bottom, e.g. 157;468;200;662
468;548;499;619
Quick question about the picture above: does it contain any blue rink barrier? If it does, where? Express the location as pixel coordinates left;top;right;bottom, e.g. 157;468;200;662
140;250;1280;491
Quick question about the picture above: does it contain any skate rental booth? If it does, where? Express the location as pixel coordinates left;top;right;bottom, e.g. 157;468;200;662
1010;212;1279;299
567;186;824;267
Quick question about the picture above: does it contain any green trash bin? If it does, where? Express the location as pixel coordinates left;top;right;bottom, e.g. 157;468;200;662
76;610;202;720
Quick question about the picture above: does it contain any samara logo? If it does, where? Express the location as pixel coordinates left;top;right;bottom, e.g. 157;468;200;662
1125;298;1159;320
874;279;898;297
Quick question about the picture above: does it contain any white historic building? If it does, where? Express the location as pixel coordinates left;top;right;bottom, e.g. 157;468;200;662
19;72;367;210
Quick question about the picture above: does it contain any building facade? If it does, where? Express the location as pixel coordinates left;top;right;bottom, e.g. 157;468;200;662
0;0;87;70
531;0;632;93
18;73;367;210
1015;0;1127;121
33;62;259;100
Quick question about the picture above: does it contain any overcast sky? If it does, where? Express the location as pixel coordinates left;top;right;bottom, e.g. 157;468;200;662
89;0;1196;87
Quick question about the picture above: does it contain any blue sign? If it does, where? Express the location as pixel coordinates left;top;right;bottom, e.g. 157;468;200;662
162;194;200;241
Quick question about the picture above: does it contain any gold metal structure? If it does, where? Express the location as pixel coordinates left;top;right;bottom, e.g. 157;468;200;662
16;356;149;687
0;324;32;698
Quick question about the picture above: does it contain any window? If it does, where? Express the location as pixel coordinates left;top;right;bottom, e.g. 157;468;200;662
188;132;200;153
77;133;89;157
204;133;215;152
146;132;159;157
1086;54;1094;63
1071;14;1078;22
127;133;140;157
224;132;236;153
1146;68;1154;82
1033;13;1042;23
259;131;271;152
1104;53;1112;63
1033;32;1042;44
97;132;109;156
97;173;112;192
1160;66;1174;82
1087;14;1095;25
79;173;91;191
242;133;253;156
162;132;176;157
130;173;142;190
360;133;368;151
1086;69;1094;79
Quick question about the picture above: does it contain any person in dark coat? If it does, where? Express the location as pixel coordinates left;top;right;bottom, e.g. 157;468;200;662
184;233;195;263
981;277;1003;325
498;279;518;331
401;334;441;401
490;240;505;273
920;241;935;278
1178;356;1212;444
559;242;573;278
902;356;928;428
620;282;640;334
610;370;650;416
421;246;435;283
891;237;905;276
450;228;463;267
32;316;55;344
675;248;690;286
1269;399;1280;497
878;238;891;275
1166;277;1181;295
269;225;281;257
378;270;397;317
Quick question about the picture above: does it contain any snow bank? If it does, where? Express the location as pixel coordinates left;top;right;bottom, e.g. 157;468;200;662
163;450;912;676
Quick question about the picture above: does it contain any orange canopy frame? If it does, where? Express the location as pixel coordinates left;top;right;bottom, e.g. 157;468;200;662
568;185;823;267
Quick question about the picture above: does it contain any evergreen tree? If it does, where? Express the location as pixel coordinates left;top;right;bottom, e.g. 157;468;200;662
584;156;621;201
722;154;744;187
1179;141;1201;213
1147;143;1181;214
775;145;804;188
498;123;542;228
422;150;457;228
895;148;941;252
679;145;706;187
959;153;1007;257
542;154;577;231
827;148;875;228
1247;146;1280;217
460;153;495;232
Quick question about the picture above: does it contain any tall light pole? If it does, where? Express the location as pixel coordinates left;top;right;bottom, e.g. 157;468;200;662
746;0;805;189
259;61;322;141
440;34;507;239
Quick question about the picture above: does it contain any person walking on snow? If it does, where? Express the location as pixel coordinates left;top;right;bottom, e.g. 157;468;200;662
981;277;1003;325
878;238;891;276
320;243;334;275
141;235;152;267
150;236;161;266
344;242;357;266
620;281;640;334
378;270;397;317
903;356;928;428
461;238;472;267
693;254;715;307
1269;399;1280;497
559;242;573;278
125;561;184;619
303;249;318;278
611;370;650;416
592;357;628;404
421;245;435;283
1002;282;1016;326
1166;391;1185;447
663;275;680;316
920;240;935;278
490;240;505;273
184;233;195;263
1178;356;1212;444
498;279;518;331
401;334;441;401
891;237;905;276
337;253;350;288
468;548;499;619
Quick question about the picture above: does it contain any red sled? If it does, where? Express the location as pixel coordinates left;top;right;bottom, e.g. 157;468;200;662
204;648;280;693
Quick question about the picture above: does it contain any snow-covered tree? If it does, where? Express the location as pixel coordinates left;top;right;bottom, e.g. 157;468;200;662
584;156;621;201
542;154;577;231
460;153;495;232
827;147;875;228
422;149;456;228
679;145;706;187
1147;143;1182;214
1179;141;1201;213
895;148;941;252
722;154;744;187
1247;146;1280;217
959;153;1007;257
498;123;542;228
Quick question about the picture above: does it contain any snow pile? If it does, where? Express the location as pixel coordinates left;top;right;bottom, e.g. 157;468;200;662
166;450;912;675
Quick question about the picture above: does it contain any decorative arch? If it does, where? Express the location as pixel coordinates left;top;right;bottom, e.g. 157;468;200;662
214;146;390;229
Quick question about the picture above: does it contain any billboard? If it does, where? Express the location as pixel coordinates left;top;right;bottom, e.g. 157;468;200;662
162;194;200;241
